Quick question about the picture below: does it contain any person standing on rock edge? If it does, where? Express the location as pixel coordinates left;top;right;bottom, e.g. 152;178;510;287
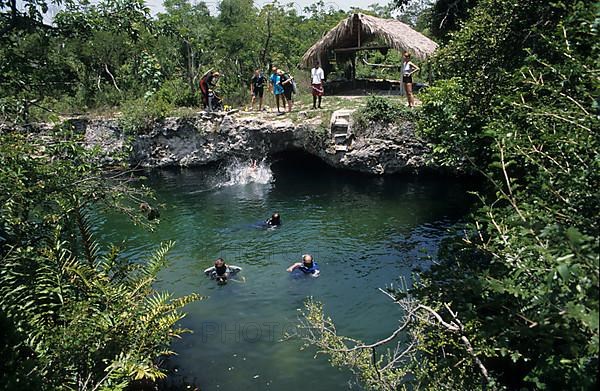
279;69;294;113
250;68;265;111
311;62;325;109
402;52;420;108
199;70;220;109
270;66;285;114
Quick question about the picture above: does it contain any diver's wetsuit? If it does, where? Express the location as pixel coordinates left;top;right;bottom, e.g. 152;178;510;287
215;264;228;277
266;216;281;226
299;261;319;274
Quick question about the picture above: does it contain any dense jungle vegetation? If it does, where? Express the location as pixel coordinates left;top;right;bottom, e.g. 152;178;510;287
1;0;598;390
302;1;599;390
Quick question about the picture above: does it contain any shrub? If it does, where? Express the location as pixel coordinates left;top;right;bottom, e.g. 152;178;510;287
417;78;476;169
156;78;198;107
0;130;201;389
119;96;173;135
352;95;413;132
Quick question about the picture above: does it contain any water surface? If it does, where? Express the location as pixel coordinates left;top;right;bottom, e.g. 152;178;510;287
95;153;475;390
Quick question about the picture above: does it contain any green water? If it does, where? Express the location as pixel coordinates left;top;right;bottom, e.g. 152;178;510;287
95;153;475;390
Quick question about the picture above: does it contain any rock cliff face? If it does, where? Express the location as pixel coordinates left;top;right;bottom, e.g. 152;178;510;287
79;111;433;175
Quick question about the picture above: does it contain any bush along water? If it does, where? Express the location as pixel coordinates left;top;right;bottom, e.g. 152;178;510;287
352;95;415;134
297;1;598;390
415;1;599;389
0;127;201;390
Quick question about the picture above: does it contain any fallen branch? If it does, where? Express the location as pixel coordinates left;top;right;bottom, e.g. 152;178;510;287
104;64;121;92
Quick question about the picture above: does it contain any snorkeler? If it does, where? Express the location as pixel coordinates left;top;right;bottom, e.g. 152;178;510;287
204;258;242;284
140;202;160;221
287;254;320;276
265;212;281;227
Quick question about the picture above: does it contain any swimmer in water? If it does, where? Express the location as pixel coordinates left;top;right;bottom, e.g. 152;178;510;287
140;202;160;221
287;254;319;276
212;258;230;284
265;212;281;227
204;258;244;284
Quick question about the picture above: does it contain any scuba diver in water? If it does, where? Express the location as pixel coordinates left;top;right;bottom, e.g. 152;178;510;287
287;254;320;276
204;258;242;285
265;212;281;227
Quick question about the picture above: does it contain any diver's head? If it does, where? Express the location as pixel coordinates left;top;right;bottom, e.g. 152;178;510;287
214;258;225;267
271;212;281;224
302;254;313;267
139;202;150;213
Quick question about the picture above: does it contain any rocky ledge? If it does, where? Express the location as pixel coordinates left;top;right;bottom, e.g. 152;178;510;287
77;110;433;175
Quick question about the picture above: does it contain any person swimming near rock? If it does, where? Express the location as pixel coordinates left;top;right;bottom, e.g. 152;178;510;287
265;212;281;227
140;202;160;221
204;258;242;285
287;254;320;277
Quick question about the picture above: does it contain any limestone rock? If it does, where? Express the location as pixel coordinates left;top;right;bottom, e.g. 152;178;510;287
79;113;435;174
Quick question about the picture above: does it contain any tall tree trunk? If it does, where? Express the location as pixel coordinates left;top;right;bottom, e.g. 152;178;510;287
260;10;271;66
184;40;195;95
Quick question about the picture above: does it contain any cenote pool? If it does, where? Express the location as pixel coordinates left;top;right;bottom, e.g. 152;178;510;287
94;152;476;390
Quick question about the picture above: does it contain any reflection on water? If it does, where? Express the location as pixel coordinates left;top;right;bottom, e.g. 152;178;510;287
94;154;476;390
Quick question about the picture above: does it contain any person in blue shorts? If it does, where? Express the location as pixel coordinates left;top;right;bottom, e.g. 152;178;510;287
269;66;285;113
287;254;319;276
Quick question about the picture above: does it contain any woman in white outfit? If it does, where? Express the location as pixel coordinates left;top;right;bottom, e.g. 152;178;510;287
402;52;420;108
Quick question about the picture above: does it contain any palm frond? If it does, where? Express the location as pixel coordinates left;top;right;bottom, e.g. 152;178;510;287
74;204;99;266
142;241;175;279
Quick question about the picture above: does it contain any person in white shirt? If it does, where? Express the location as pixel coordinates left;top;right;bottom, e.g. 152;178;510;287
402;52;420;108
310;62;325;109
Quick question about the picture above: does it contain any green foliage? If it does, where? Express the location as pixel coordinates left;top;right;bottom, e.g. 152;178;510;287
119;95;173;135
0;129;201;389
156;78;198;107
297;294;492;390
297;299;412;391
414;0;599;389
1;0;355;121
296;1;598;390
418;78;475;169
428;0;478;41
352;95;414;131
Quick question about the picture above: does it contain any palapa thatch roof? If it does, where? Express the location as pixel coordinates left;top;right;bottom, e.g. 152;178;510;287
300;13;438;68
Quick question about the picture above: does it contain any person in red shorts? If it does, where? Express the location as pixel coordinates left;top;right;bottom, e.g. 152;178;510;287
310;62;324;109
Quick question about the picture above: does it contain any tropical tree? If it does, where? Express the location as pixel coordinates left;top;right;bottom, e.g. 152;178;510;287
156;0;214;95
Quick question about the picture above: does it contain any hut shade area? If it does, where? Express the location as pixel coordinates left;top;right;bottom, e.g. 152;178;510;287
301;13;437;92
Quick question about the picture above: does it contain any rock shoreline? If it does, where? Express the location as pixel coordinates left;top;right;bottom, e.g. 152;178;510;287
75;111;434;175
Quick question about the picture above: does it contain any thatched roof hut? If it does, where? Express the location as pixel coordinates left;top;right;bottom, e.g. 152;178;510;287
300;13;438;70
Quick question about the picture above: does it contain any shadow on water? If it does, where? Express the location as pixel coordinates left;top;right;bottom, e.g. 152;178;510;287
96;152;479;391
